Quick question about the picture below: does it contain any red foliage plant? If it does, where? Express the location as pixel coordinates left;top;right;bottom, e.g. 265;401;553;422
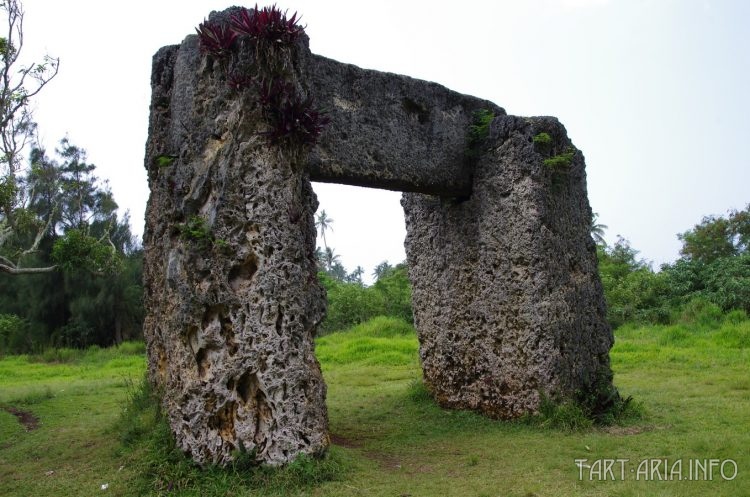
227;71;254;91
230;4;304;44
258;78;329;146
195;20;238;56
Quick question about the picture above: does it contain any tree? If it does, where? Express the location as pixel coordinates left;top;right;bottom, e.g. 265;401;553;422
0;141;140;352
317;261;413;334
678;205;750;264
321;246;340;272
371;262;412;323
372;260;393;281
590;212;607;246
0;0;59;274
596;238;669;327
328;261;347;281
315;209;333;251
40;140;120;276
678;215;735;264
347;265;364;285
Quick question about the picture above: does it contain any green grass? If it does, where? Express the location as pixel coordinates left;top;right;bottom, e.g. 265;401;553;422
1;317;749;496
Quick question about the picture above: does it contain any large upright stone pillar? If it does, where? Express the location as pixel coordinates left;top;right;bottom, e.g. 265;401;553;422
403;116;613;417
143;31;327;466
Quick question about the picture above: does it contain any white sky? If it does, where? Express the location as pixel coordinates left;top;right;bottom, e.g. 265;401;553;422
18;0;750;281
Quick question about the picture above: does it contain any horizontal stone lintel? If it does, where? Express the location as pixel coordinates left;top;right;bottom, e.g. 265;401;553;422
304;54;505;197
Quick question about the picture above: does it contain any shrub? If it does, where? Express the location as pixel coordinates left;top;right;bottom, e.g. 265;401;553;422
528;376;643;431
465;109;495;161
51;318;95;349
532;132;552;145
701;254;750;313
597;240;672;328
318;265;412;335
468;109;494;143
543;147;575;170
178;215;225;251
678;297;723;327
0;313;27;355
725;309;748;324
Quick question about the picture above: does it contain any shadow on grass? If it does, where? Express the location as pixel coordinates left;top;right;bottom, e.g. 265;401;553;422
330;378;646;454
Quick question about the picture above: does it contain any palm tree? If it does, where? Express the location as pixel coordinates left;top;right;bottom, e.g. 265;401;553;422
372;260;392;281
591;212;608;246
323;246;341;272
315;210;334;251
348;265;364;284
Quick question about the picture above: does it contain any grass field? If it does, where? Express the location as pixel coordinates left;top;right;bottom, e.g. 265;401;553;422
1;315;748;496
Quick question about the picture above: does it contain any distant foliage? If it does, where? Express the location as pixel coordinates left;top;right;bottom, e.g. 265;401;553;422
597;239;671;328
315;316;417;367
0;313;27;355
318;264;413;335
598;226;750;329
0;139;143;353
662;254;750;315
678;204;750;263
590;212;608;246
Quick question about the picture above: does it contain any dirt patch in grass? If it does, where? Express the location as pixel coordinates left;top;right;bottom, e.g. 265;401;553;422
602;425;651;436
330;433;405;471
1;405;40;431
365;450;403;471
330;433;363;449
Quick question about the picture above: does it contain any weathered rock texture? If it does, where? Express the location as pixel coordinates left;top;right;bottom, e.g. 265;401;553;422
143;6;613;467
301;55;503;196
403;117;613;417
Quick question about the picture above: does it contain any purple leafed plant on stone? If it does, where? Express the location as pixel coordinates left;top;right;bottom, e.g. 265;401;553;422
257;78;329;146
257;78;295;107
273;96;330;146
227;71;254;91
230;4;304;44
196;20;238;56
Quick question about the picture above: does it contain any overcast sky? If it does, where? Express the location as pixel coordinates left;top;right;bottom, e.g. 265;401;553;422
18;0;750;281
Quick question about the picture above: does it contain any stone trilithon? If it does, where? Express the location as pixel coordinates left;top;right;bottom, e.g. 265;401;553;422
143;7;614;466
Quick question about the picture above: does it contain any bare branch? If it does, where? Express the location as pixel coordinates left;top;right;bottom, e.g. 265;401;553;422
19;202;57;259
0;262;56;274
